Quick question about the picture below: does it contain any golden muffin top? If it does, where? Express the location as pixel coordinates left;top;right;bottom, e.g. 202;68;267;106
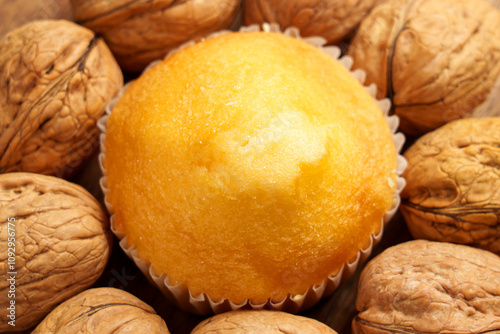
104;30;398;304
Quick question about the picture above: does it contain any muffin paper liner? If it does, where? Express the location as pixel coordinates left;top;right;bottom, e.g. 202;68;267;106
97;23;407;315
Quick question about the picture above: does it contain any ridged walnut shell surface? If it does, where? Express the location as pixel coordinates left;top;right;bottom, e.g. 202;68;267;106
348;0;500;136
0;19;123;178
192;310;338;334
353;240;500;334
401;117;500;254
0;173;112;332
32;287;170;334
71;0;241;72
244;0;385;45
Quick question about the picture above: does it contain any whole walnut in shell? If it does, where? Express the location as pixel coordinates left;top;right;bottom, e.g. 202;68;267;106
32;287;170;333
348;0;500;136
353;240;500;334
71;0;241;72
401;117;500;254
0;20;123;178
192;310;337;333
244;0;386;45
0;172;112;332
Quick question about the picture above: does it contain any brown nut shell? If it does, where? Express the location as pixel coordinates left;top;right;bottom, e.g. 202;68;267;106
0;19;123;178
32;287;170;334
191;310;337;334
401;117;500;254
244;0;385;45
348;0;500;136
71;0;241;72
0;172;112;332
353;239;500;334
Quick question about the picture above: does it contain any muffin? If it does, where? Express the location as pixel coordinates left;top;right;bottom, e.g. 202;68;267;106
100;26;404;313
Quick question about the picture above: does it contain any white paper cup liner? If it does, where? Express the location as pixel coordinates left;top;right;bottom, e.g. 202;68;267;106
97;23;407;315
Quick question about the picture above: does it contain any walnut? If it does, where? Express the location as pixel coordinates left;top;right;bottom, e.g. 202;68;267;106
348;0;500;136
400;117;500;254
353;239;500;334
0;172;112;332
244;0;386;45
32;287;170;334
192;310;337;333
71;0;242;72
0;19;123;179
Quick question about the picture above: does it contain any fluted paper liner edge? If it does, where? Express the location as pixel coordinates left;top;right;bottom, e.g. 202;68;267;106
97;23;407;316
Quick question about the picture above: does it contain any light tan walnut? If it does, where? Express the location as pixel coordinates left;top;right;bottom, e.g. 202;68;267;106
0;173;112;332
348;0;500;136
71;0;242;72
400;117;500;254
244;0;386;45
191;310;337;333
353;240;500;334
32;287;170;334
0;19;123;178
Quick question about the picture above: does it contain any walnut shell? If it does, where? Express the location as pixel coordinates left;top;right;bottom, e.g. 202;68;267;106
0;19;123;178
353;239;500;334
348;0;500;136
71;0;241;72
32;287;170;334
0;172;112;332
191;310;337;333
401;117;500;254
244;0;386;45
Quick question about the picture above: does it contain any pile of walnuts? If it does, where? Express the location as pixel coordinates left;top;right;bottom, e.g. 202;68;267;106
1;0;500;333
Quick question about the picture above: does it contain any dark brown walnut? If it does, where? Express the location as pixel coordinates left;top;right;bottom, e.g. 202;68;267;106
71;0;241;72
32;287;170;333
0;173;112;332
401;117;500;254
191;310;337;334
244;0;386;45
353;240;500;334
348;0;500;136
0;20;123;179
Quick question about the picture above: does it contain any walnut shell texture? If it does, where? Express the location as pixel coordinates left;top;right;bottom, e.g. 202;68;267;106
353;240;500;334
244;0;386;45
348;0;500;136
71;0;241;72
191;310;338;333
0;172;112;332
32;287;170;334
401;117;500;254
0;19;123;178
